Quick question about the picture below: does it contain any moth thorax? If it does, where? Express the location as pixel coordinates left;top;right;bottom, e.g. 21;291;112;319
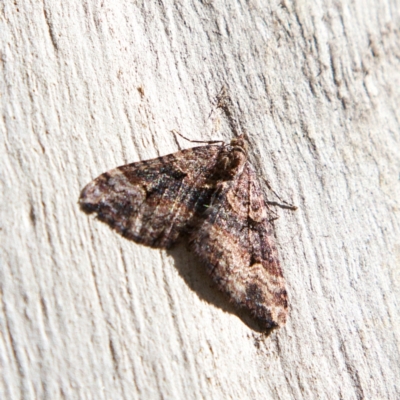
215;149;245;181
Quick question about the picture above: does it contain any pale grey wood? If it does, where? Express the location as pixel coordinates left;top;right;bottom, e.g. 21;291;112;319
1;0;400;399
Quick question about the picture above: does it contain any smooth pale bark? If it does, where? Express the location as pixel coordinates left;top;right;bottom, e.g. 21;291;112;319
1;1;399;399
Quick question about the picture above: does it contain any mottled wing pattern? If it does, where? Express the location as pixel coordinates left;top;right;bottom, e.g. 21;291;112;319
189;162;288;329
80;135;289;330
80;146;222;248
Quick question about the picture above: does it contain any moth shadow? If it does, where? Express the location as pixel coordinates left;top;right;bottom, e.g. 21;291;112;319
167;243;272;335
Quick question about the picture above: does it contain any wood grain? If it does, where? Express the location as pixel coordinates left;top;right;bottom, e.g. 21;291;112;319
1;0;400;399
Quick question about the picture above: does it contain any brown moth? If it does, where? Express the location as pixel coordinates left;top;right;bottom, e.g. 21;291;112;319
79;135;288;329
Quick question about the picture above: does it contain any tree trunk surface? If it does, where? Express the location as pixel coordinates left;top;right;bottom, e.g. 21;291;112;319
1;1;400;399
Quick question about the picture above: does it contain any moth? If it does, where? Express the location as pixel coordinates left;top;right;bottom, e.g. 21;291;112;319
79;135;288;329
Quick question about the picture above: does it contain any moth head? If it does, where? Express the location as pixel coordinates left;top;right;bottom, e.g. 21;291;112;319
230;134;248;156
214;134;248;179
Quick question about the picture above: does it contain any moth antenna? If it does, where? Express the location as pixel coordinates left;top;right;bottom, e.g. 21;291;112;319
171;129;224;145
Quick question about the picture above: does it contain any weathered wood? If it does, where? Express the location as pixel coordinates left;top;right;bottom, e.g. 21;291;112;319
1;1;400;399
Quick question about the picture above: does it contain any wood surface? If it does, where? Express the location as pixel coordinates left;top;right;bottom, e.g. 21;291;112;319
1;1;400;399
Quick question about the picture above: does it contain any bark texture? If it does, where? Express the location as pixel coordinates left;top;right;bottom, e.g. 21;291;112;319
1;1;400;399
